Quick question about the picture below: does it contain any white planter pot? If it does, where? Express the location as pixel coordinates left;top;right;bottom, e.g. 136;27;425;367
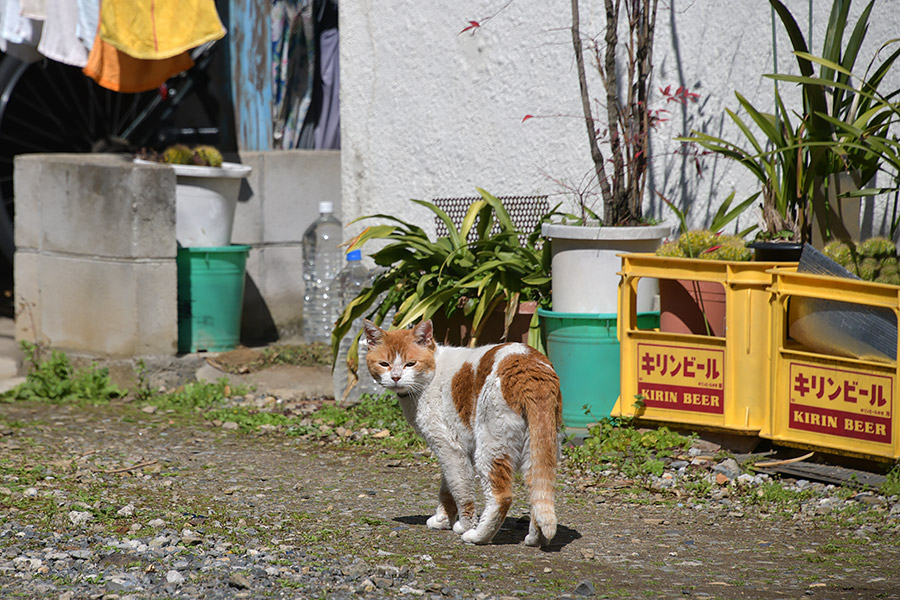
541;222;669;314
136;159;252;247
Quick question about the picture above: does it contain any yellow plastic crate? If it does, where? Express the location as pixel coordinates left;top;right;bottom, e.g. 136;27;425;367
614;253;793;434
764;268;900;460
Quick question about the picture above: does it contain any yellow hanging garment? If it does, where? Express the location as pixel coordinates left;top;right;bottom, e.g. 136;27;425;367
99;0;225;60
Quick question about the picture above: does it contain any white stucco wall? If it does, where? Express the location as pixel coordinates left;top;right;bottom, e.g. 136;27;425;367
340;1;900;242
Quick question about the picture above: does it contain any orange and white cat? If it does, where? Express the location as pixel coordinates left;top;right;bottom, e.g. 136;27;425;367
363;319;562;546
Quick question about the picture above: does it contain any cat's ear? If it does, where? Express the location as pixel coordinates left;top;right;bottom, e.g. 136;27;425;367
413;319;434;347
363;319;384;347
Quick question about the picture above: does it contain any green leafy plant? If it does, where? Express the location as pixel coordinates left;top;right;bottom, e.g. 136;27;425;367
3;342;123;405
682;0;900;244
331;189;557;370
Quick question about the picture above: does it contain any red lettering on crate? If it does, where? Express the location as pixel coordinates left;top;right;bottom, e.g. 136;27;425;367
788;361;893;445
638;383;724;414
637;343;725;415
789;405;891;444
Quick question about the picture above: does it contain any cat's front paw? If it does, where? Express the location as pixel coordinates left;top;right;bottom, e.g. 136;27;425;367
524;531;549;547
461;529;491;545
452;520;472;535
426;514;452;530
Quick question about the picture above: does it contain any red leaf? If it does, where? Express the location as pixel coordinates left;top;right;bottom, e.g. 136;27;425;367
522;114;534;122
460;20;481;34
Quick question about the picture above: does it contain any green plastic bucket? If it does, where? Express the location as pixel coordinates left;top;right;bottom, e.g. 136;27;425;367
538;308;659;428
177;245;250;353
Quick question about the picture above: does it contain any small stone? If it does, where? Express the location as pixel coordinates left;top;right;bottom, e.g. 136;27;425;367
581;548;595;560
166;570;185;585
68;511;93;526
372;429;391;439
221;422;239;431
0;486;12;495
713;458;741;480
229;572;252;589
23;487;38;498
715;472;730;485
117;503;135;517
574;580;596;596
141;405;158;414
181;529;202;545
148;518;166;528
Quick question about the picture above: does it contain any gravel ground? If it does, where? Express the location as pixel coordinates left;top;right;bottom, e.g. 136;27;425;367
1;398;900;600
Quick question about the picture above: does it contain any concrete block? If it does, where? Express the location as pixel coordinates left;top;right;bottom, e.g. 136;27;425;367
35;254;176;356
16;154;176;258
257;245;304;336
13;250;43;346
13;156;42;251
232;152;264;245
259;150;342;243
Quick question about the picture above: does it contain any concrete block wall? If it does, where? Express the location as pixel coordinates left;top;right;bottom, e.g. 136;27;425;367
14;150;341;356
14;154;179;356
233;150;342;343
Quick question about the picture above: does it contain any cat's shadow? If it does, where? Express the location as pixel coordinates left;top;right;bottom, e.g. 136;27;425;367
393;515;581;551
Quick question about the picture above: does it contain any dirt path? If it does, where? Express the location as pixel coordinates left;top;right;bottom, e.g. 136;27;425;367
1;400;899;599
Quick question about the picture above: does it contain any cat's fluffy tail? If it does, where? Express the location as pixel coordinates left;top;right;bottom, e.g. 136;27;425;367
524;362;563;546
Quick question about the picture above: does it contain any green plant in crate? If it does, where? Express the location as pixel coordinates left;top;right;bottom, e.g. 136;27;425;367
331;189;558;370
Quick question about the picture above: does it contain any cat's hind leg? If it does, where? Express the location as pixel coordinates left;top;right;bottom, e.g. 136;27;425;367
426;477;456;530
460;454;513;545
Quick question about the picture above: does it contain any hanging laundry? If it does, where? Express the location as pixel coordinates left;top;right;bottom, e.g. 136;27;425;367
99;0;225;60
76;0;99;51
83;32;194;93
37;0;89;67
313;26;339;150
298;0;339;150
271;0;314;150
0;0;43;62
18;0;45;20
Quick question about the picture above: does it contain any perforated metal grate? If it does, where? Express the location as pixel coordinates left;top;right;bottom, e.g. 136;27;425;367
431;195;549;245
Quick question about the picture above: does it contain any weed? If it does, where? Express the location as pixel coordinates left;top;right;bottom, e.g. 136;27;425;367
3;342;123;405
881;465;900;496
565;418;694;480
148;378;245;412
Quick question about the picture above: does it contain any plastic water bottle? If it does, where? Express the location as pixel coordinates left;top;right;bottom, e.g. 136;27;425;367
302;201;342;343
332;250;371;404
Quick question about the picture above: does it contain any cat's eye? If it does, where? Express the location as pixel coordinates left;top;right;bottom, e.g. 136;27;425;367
405;361;417;367
378;361;390;367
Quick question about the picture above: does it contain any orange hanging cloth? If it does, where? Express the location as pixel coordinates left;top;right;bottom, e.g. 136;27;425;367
98;0;225;60
83;33;194;93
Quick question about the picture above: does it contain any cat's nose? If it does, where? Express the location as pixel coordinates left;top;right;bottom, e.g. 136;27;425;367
391;374;402;382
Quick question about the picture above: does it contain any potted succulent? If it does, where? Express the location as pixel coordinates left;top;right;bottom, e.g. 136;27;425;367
136;144;251;247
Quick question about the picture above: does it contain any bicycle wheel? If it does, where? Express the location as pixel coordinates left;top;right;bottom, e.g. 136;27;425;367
0;51;219;265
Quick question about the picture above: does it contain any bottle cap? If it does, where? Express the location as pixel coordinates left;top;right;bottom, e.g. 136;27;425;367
319;201;334;213
346;249;362;261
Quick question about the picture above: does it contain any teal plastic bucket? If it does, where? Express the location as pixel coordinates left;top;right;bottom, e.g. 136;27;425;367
538;308;659;428
177;245;250;353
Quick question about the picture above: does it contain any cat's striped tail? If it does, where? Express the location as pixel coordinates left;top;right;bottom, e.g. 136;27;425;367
524;357;563;546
